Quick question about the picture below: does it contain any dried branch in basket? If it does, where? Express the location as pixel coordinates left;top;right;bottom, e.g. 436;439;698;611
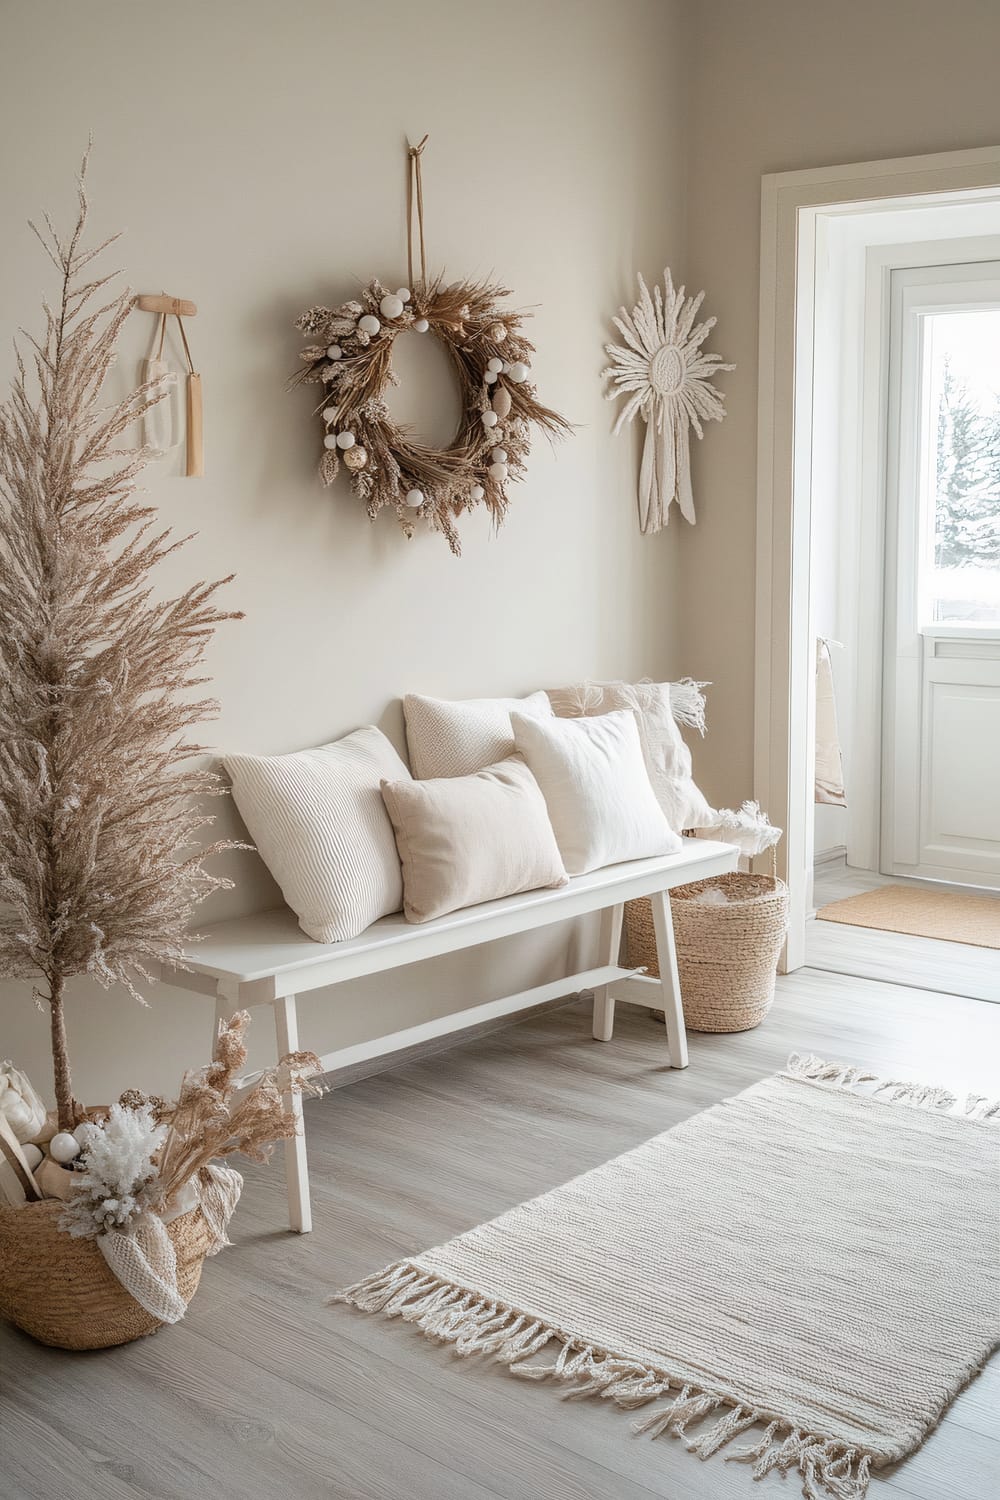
0;149;243;1130
292;274;571;555
156;1011;324;1207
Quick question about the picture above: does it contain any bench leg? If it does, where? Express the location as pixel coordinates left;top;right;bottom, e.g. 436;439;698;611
273;994;312;1234
650;890;688;1068
213;991;235;1049
592;903;625;1041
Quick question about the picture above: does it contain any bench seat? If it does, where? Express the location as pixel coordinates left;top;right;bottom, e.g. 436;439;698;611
165;838;739;1231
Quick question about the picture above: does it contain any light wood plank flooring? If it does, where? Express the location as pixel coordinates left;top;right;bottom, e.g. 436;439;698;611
809;863;1000;1004
2;958;998;1499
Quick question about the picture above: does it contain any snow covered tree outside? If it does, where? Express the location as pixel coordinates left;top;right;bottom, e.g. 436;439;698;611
934;359;999;568
925;309;1000;623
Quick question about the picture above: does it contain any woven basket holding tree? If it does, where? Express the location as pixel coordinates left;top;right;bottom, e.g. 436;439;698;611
0;153;321;1349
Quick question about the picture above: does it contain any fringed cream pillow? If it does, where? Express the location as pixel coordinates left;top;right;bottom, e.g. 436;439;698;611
381;758;567;923
225;726;410;943
546;680;714;833
403;691;553;779
511;710;682;875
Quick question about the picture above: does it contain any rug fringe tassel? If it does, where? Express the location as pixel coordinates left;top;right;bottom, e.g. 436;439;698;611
332;1262;876;1500
726;1421;873;1500
786;1053;998;1119
964;1093;1000;1119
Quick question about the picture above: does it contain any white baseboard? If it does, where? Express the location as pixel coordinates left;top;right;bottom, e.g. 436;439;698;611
814;844;847;871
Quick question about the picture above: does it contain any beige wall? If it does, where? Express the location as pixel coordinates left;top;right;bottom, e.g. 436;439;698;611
0;0;689;1099
6;0;1000;1108
681;0;1000;808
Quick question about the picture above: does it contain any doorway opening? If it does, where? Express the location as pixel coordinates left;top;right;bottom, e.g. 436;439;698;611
880;265;1000;887
755;146;1000;996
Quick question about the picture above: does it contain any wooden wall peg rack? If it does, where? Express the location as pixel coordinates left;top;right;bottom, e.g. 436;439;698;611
134;293;203;475
134;294;198;318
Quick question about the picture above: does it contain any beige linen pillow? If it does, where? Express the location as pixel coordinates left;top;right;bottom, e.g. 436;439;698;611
546;680;714;832
225;726;410;943
403;691;553;779
511;709;682;875
380;757;567;923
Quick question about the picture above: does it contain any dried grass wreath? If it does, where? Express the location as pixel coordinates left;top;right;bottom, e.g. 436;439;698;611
291;139;570;555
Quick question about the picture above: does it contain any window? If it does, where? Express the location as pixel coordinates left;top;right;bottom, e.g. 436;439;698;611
919;306;1000;625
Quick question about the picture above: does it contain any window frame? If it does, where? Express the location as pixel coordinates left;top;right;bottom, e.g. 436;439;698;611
889;266;1000;639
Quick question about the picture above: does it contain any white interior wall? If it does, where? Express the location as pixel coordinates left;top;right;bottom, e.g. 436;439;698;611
810;220;849;862
0;0;690;1102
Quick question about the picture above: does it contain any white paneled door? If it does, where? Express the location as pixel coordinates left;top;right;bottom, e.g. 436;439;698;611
883;262;1000;888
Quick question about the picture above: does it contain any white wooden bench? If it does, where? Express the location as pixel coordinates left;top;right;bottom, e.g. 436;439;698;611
166;839;738;1232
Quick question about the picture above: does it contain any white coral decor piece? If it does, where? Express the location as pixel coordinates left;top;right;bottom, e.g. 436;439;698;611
59;1101;194;1325
60;1102;166;1240
603;269;734;533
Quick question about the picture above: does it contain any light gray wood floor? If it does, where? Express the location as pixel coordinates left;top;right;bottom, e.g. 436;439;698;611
809;863;1000;1004
2;955;998;1499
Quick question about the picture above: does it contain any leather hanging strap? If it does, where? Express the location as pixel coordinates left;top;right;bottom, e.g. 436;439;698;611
175;313;203;477
406;134;429;292
175;313;196;377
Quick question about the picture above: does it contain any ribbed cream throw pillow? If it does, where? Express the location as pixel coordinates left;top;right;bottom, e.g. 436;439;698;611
381;757;567;923
225;726;410;943
511;709;682;875
403;691;553;779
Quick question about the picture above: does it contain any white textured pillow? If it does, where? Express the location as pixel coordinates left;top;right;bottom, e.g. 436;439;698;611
381;757;567;923
403;691;553;779
511;710;682;875
546;680;714;833
224;726;410;943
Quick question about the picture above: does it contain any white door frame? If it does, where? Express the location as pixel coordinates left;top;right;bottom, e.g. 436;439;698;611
755;145;1000;970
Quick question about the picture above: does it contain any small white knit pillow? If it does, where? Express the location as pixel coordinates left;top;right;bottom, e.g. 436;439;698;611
403;691;553;779
225;726;410;943
511;709;682;875
546;680;714;832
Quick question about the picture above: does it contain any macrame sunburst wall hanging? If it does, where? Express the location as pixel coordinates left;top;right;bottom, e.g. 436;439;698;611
603;270;734;534
292;137;570;556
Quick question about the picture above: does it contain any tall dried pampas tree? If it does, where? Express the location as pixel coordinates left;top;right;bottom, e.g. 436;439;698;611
0;151;241;1131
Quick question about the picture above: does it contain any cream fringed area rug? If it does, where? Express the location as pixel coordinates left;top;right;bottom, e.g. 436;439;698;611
334;1056;1000;1500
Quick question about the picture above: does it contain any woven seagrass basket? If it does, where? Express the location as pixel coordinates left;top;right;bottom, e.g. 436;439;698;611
625;871;789;1033
0;1198;214;1350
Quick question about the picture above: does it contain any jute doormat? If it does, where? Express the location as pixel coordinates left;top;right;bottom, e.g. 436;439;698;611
818;884;1000;949
333;1055;1000;1500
